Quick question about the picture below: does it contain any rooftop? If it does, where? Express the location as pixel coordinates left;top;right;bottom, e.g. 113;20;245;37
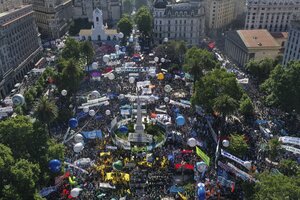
237;29;280;48
0;5;30;18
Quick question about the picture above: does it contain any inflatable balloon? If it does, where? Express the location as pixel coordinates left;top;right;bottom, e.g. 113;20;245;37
49;159;61;173
115;45;120;51
196;162;207;173
112;160;123;171
161;57;165;63
108;73;115;80
197;183;206;200
187;138;197;147
61;89;67;96
69;118;78;129
149;71;156;78
90;90;100;99
244;161;252;170
91;62;98;69
176;115;185;126
12;94;25;106
89;109;96;117
118;32;124;39
129;77;135;84
74;134;84;143
73;142;84;153
164;85;172;93
105;109;111;116
119;125;128;133
157;73;164;80
118;94;125;99
70;188;82;198
103;55;110;63
222;139;230;147
154;57;159;62
164;97;170;103
83;106;89;113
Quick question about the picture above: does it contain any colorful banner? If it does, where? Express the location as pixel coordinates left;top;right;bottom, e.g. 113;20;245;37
218;161;255;182
81;130;102;139
281;145;300;155
217;176;235;190
279;137;300;146
39;186;57;197
221;149;245;167
196;146;210;166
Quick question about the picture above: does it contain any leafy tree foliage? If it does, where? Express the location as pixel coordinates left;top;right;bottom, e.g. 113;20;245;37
135;6;152;36
192;68;243;114
227;133;248;157
69;18;93;36
266;138;282;161
61;38;81;60
117;15;133;38
278;159;299;177
184;47;218;82
80;41;95;65
260;61;300;113
254;172;300;200
239;94;254;117
154;40;186;65
245;58;276;83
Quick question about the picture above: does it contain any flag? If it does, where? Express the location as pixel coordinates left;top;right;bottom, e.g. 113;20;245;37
178;192;188;200
196;146;210;166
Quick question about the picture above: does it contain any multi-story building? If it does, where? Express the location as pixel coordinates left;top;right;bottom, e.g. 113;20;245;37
0;4;42;98
0;0;23;13
73;0;122;23
225;29;281;67
205;0;237;30
153;0;205;46
33;0;73;39
245;0;300;32
283;18;300;65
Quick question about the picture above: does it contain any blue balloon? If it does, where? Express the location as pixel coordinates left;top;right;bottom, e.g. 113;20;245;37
49;159;61;173
197;183;206;200
119;125;128;133
176;115;185;126
69;118;78;129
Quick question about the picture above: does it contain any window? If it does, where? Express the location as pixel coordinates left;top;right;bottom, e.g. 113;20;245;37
96;17;99;22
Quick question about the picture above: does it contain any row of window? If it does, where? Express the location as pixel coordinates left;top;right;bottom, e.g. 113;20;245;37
155;19;194;25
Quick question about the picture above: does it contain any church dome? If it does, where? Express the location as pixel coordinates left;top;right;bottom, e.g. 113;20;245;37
154;0;168;9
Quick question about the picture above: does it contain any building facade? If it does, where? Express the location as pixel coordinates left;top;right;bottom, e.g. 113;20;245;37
225;29;281;67
245;0;300;32
33;0;73;39
73;0;122;23
0;4;42;98
0;0;23;13
153;0;205;46
283;19;300;65
205;0;237;30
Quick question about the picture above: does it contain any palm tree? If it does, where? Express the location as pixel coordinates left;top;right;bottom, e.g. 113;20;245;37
61;59;84;95
34;96;58;136
213;94;239;121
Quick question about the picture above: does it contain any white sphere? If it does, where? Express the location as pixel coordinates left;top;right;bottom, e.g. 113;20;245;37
90;90;100;99
161;58;165;63
92;62;98;69
187;138;197;147
244;161;252;170
154;57;159;62
73;142;84;153
118;32;124;39
105;109;111;116
222;140;230;147
163;37;168;43
61;90;67;96
12;94;25;106
119;94;125;99
164;97;170;103
70;188;82;197
89;109;96;117
164;85;172;93
83;106;89;113
115;45;120;51
129;77;135;84
103;55;110;63
108;73;115;80
74;134;84;143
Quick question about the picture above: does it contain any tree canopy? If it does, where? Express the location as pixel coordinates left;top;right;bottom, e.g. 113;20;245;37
183;47;218;82
80;41;95;66
117;15;133;38
260;61;300;113
245;58;276;83
227;133;248;158
154;40;186;65
61;38;81;60
135;6;152;36
192;68;243;114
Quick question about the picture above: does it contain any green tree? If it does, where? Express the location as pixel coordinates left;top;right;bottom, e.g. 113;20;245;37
10;159;40;199
192;68;243;113
135;6;152;36
34;97;58;135
239;94;254;117
261;61;300;113
267;138;282;161
213;94;239;118
254;172;300;200
123;0;133;14
0;144;14;194
154;40;187;65
227;133;248;157
62;38;81;60
117;15;133;38
278;159;299;177
184;47;218;83
245;58;275;83
80;41;95;66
